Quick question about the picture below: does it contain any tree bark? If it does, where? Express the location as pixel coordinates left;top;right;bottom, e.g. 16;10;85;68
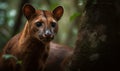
69;0;120;71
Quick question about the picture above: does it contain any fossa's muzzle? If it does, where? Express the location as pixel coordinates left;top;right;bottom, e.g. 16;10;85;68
39;29;54;42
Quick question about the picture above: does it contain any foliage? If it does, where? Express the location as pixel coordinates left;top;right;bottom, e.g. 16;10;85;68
2;54;17;60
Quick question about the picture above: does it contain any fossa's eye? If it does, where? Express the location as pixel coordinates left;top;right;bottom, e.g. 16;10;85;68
36;22;43;27
51;22;56;28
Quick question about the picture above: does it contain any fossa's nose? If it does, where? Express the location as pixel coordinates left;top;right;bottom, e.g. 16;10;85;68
45;30;52;37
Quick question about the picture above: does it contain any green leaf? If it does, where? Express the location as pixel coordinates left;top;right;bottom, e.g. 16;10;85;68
16;60;22;64
2;54;17;60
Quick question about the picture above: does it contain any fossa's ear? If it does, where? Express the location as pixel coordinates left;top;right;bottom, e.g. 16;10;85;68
53;6;64;21
22;3;35;20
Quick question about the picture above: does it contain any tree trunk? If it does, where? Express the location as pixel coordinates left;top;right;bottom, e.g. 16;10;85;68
12;0;30;36
69;0;120;71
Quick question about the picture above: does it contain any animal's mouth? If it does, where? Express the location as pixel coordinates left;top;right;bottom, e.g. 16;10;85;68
39;35;54;42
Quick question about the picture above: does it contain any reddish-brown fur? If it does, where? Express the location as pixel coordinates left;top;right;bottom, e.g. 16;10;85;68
0;4;73;71
0;33;73;71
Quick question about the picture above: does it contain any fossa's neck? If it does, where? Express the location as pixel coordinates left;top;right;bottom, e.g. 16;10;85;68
21;38;49;71
17;23;50;71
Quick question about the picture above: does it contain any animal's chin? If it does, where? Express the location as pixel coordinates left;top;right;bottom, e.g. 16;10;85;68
39;36;54;43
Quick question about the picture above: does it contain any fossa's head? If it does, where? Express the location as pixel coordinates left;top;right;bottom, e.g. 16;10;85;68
22;4;63;43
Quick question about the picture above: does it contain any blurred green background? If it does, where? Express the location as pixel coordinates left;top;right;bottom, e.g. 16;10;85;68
0;0;85;50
